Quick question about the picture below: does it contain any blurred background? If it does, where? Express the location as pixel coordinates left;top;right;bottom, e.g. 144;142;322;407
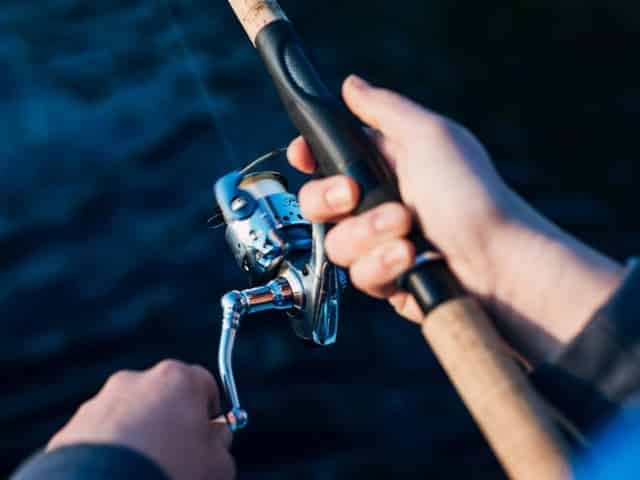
1;1;639;478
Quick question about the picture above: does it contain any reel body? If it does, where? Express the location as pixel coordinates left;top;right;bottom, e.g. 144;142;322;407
221;172;310;283
213;152;345;430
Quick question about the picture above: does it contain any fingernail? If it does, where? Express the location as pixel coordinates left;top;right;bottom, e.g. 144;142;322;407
383;243;409;268
374;209;400;233
326;183;352;211
347;74;370;90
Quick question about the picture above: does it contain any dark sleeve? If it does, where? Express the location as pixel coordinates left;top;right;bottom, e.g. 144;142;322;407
531;258;640;434
11;444;170;480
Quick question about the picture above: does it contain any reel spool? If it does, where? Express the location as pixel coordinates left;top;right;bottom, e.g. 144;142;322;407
219;171;310;284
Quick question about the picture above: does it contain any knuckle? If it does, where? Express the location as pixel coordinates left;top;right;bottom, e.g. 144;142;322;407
75;398;96;416
393;238;416;260
390;202;412;221
105;370;133;389
374;202;412;232
361;211;380;235
152;359;192;389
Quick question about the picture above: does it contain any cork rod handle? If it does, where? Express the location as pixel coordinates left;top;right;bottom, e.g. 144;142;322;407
227;0;287;45
422;297;570;479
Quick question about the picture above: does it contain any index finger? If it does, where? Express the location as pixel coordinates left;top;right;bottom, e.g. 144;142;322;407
287;136;316;174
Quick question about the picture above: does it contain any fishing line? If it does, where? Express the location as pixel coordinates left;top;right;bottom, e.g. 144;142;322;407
162;0;235;164
239;147;287;175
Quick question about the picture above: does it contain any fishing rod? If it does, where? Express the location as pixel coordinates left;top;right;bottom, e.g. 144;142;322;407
215;1;572;478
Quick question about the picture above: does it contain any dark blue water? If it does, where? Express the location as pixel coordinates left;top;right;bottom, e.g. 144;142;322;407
1;1;639;478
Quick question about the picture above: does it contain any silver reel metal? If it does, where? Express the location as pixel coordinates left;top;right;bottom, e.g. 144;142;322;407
212;150;346;431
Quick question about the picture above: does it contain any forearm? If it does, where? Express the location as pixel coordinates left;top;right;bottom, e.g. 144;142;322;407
489;192;624;365
531;258;640;433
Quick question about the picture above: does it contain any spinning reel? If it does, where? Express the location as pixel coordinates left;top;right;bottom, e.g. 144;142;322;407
212;149;346;431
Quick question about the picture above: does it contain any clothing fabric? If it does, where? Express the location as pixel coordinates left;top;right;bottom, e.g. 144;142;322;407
531;258;640;434
573;408;640;479
11;444;169;480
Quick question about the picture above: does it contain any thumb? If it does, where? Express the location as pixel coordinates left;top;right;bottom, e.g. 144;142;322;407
342;75;426;138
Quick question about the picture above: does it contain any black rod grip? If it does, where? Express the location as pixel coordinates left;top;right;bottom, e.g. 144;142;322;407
256;20;396;214
255;20;465;312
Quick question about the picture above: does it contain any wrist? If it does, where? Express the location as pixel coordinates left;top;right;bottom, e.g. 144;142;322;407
485;192;624;365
